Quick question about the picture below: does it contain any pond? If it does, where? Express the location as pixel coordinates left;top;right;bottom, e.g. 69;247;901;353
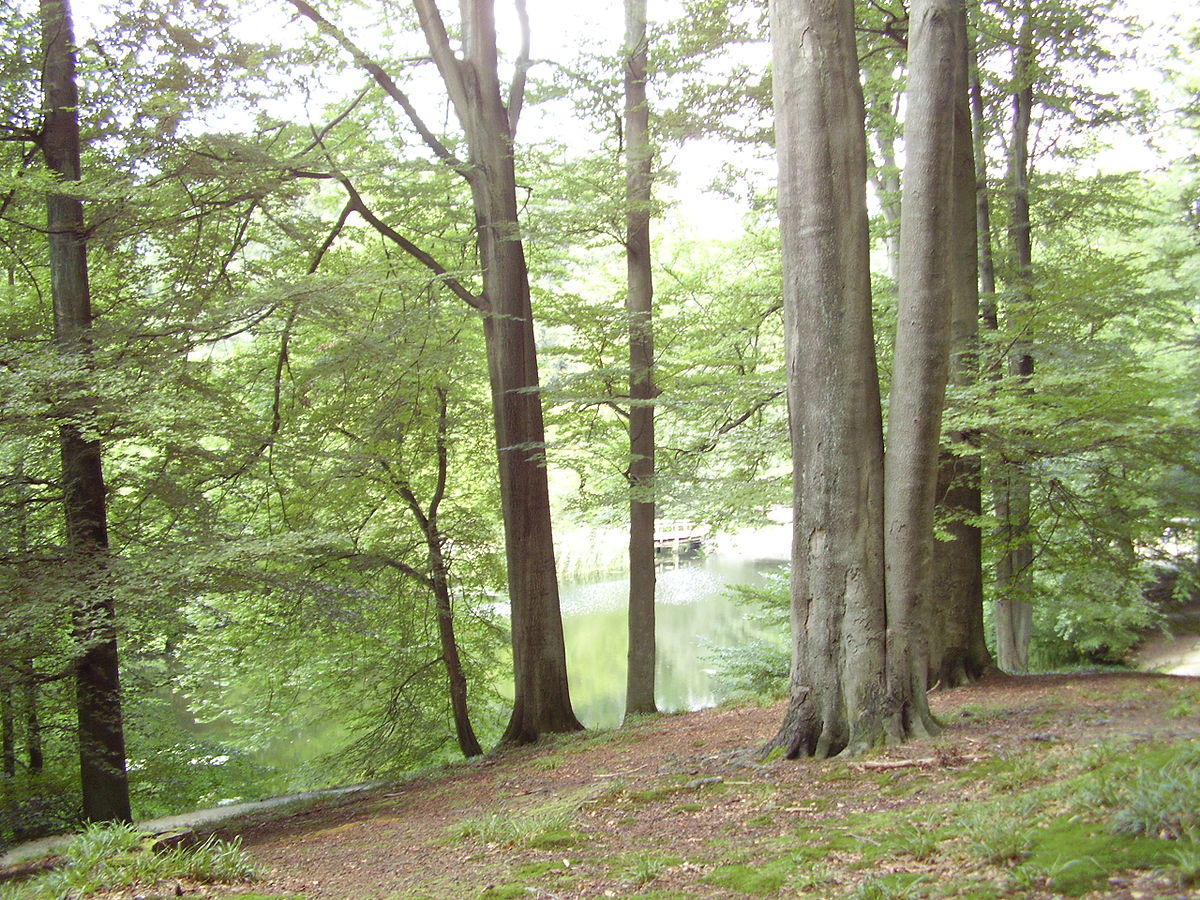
560;551;788;729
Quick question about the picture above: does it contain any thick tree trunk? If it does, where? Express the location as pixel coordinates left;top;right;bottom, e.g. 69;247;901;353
883;0;962;740
928;2;993;687
994;8;1036;674
770;0;888;758
40;0;132;823
624;0;658;720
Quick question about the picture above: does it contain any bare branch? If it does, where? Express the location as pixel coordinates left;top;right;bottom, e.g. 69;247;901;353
336;175;485;312
507;0;531;135
285;0;472;179
301;84;374;156
308;200;354;274
411;0;473;133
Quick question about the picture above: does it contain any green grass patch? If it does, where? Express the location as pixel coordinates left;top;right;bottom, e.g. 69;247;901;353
618;854;683;887
450;799;582;849
0;823;258;900
702;857;791;894
846;872;929;899
1020;817;1178;896
478;885;532;899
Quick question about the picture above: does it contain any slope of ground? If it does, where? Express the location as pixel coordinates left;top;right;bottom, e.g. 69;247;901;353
4;671;1199;899
202;671;1200;899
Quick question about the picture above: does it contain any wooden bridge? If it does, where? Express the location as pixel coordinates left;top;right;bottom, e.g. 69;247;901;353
653;521;710;557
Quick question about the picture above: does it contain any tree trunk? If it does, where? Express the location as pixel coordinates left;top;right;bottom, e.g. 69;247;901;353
994;7;1036;674
289;0;582;743
23;659;42;773
418;0;582;742
769;0;888;758
40;0;132;823
422;388;483;758
928;2;993;687
1;671;14;778
623;0;658;720
883;0;962;740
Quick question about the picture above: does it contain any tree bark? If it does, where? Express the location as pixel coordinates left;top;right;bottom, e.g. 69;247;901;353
23;658;42;774
994;6;1036;674
769;0;888;758
1;672;14;778
883;0;962;739
412;0;582;742
623;0;658;720
39;0;132;823
928;1;993;687
400;388;484;758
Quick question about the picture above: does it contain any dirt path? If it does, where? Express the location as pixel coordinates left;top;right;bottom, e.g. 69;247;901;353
1134;597;1200;676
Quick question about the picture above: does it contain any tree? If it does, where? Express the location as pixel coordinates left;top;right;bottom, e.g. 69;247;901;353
882;0;963;734
771;0;964;756
928;3;993;687
990;2;1037;673
286;0;581;742
38;0;132;822
624;0;658;719
770;0;887;757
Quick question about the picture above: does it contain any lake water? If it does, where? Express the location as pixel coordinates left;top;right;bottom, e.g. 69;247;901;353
559;551;788;728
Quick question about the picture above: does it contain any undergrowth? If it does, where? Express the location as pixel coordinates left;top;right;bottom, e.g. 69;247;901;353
0;822;258;900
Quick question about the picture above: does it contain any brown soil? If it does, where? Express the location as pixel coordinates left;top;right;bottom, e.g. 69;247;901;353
194;671;1200;900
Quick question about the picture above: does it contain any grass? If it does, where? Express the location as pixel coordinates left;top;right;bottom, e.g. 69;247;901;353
0;823;258;900
41;675;1183;900
449;797;585;849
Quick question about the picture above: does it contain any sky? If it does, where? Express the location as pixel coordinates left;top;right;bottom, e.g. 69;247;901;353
65;0;1195;236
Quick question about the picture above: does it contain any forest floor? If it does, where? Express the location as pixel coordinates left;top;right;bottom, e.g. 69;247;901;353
5;612;1200;899
59;669;1200;900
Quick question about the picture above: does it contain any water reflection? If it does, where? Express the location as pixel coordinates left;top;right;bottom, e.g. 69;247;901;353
560;554;786;728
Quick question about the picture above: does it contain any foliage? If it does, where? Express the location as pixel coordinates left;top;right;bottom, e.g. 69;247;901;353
709;569;789;700
1111;742;1200;840
0;0;1198;831
0;823;257;900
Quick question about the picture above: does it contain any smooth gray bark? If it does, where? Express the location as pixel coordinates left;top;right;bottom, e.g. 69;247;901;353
770;0;888;758
994;7;1036;674
883;0;961;739
623;0;658;719
928;2;993;687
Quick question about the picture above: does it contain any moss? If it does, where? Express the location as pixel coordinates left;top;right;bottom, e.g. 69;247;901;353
1024;817;1178;896
702;858;791;894
477;885;533;899
526;827;582;849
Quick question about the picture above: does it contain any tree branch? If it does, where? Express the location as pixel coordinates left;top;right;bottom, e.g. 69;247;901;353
308;200;354;273
336;175;485;312
301;84;374;156
285;0;472;179
411;0;473;136
507;0;531;135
